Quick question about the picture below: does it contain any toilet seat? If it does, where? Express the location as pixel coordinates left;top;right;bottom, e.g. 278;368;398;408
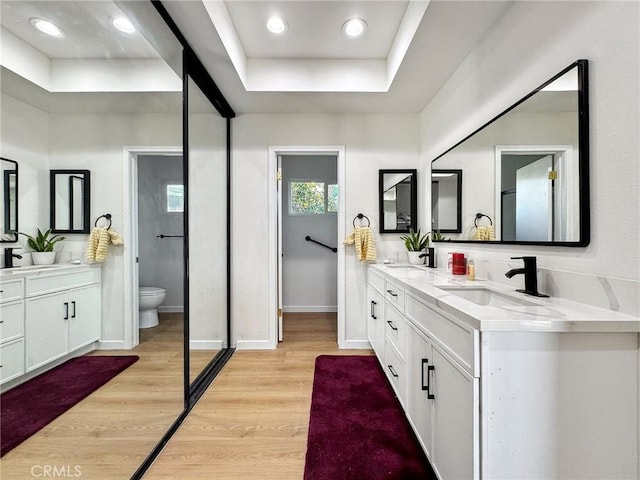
139;287;166;296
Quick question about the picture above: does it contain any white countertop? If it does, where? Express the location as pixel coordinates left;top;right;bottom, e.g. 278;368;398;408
0;263;100;279
370;264;640;333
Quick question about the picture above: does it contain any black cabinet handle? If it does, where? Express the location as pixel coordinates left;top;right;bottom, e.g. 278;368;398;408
387;365;399;378
421;359;429;391
426;365;435;399
64;302;69;320
386;289;398;297
371;301;377;319
387;320;398;331
71;301;76;318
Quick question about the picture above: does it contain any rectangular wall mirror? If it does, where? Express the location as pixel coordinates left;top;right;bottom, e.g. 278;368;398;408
50;170;91;234
379;169;417;234
431;169;462;233
1;157;18;242
431;59;589;246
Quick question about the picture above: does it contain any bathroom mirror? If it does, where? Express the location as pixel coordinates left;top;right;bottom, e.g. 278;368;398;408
1;157;18;242
431;169;462;233
379;169;417;234
50;170;91;234
431;59;589;246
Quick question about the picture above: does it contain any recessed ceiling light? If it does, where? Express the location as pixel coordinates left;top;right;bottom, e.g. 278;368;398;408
112;16;136;34
30;18;64;37
342;18;367;38
266;16;287;34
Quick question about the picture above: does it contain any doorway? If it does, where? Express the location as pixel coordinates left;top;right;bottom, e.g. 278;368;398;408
123;147;182;349
268;146;346;349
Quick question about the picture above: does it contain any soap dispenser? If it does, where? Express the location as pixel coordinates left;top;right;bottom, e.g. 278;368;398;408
467;259;475;281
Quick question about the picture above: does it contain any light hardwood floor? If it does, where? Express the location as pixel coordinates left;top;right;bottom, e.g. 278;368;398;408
1;313;187;479
144;312;373;479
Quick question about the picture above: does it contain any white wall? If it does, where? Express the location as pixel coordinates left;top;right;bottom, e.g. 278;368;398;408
137;154;184;310
232;113;421;347
420;1;639;315
0;93;49;246
281;154;337;312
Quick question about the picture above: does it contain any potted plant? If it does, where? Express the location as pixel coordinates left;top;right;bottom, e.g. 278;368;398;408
400;228;430;265
19;228;65;265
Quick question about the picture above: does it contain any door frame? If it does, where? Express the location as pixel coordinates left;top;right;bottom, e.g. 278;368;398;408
268;146;346;349
494;144;573;242
122;145;182;349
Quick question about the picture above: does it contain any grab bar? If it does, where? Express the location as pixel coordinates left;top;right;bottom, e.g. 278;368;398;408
305;236;337;253
156;234;184;239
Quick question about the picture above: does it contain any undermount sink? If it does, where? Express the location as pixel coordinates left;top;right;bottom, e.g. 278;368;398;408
385;265;425;270
438;286;541;307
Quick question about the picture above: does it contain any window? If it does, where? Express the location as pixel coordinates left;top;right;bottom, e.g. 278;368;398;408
289;181;338;215
166;184;184;213
327;184;339;212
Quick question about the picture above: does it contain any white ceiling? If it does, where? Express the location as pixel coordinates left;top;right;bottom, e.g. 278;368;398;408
0;0;515;115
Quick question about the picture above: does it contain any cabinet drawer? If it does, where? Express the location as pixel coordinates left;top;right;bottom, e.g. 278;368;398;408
368;268;385;294
26;269;101;297
0;279;23;303
384;341;406;405
0;301;24;342
385;279;404;312
405;291;478;376
385;303;407;361
0;338;25;384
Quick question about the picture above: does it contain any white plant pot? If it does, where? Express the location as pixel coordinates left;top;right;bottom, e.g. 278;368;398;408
31;252;56;265
407;251;425;265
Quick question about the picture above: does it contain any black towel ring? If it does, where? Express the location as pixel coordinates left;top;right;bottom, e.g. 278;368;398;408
474;213;493;227
95;213;112;229
353;213;371;228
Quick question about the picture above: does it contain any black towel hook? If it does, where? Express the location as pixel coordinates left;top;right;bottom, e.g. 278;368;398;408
95;213;112;228
474;213;493;227
353;213;371;228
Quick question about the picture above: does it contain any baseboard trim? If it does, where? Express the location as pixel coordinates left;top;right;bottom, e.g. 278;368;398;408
235;340;276;350
189;340;224;350
339;339;373;350
98;340;128;350
158;306;184;313
282;306;338;313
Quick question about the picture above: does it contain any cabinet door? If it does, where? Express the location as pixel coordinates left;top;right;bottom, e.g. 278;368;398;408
25;292;69;371
406;325;434;459
431;344;479;480
68;284;101;351
366;286;384;354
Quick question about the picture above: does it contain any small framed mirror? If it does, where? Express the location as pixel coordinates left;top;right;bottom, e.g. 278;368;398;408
431;169;462;233
1;157;18;243
379;169;417;234
50;170;91;234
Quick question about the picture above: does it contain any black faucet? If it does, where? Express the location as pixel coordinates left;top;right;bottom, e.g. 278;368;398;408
3;248;23;269
505;256;548;297
419;247;436;268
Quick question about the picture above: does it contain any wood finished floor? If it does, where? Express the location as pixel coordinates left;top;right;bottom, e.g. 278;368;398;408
1;313;189;479
144;312;373;479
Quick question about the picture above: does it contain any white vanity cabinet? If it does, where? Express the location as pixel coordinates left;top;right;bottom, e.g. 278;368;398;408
0;278;26;384
367;265;639;480
25;269;102;372
366;269;386;356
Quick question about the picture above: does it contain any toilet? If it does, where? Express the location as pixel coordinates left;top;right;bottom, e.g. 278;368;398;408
139;287;167;328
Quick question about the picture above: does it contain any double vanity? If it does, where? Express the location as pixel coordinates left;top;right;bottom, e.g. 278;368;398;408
0;264;101;391
367;264;639;480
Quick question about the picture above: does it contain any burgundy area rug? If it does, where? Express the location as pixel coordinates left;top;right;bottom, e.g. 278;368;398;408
1;355;139;457
304;355;436;480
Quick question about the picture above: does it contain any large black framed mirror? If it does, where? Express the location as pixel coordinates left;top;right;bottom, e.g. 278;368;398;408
50;170;91;234
379;169;417;234
1;157;18;242
431;169;462;233
431;59;589;246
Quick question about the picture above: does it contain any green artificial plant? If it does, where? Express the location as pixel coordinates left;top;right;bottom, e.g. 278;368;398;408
19;228;65;252
400;228;430;252
431;230;448;241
